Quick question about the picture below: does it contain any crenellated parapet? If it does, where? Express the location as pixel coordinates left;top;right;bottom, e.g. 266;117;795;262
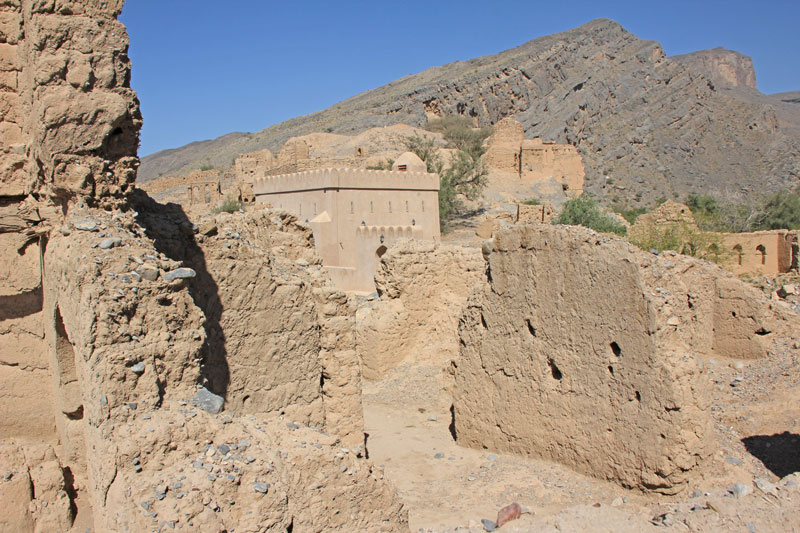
253;167;439;196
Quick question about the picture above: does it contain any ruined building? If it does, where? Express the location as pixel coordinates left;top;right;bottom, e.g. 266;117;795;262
483;117;585;197
630;201;800;276
253;152;441;292
0;3;406;530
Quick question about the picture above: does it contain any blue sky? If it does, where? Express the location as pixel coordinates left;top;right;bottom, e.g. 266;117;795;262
120;1;800;156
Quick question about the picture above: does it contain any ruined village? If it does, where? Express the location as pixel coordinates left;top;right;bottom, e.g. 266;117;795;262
1;2;800;532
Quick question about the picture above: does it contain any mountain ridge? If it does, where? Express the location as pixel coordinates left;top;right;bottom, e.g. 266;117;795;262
138;19;800;205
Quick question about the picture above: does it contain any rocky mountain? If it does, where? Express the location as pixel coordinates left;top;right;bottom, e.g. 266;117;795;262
671;47;757;89
139;19;800;206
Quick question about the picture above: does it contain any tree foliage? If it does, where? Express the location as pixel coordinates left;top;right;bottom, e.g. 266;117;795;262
404;129;489;229
425;115;492;160
685;191;800;233
554;195;627;236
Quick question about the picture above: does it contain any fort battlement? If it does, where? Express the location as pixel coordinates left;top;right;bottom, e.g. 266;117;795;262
253;168;439;196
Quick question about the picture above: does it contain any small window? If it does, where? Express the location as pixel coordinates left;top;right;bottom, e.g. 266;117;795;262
299;204;302;215
313;202;317;215
370;201;373;213
405;200;409;212
388;201;392;213
350;201;354;214
398;164;407;172
422;200;425;213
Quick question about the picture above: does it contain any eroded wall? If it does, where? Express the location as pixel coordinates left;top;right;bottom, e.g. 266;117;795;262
0;0;140;206
356;239;485;379
453;225;800;493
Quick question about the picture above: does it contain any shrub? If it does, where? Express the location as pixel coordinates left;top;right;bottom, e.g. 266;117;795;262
554;195;627;236
628;220;726;261
366;159;394;170
214;197;243;214
521;198;541;206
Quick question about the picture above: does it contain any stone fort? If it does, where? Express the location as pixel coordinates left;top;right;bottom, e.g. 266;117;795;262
253;152;440;292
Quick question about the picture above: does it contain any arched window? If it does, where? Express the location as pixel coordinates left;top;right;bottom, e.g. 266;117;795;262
733;244;743;266
756;244;766;265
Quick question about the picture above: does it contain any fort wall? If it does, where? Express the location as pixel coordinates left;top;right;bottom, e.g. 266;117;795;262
253;163;440;292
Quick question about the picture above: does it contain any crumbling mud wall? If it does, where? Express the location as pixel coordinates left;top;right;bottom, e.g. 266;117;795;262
356;239;484;380
1;0;141;445
135;201;367;448
0;0;141;207
3;201;403;531
454;225;712;493
0;2;407;530
453;225;800;493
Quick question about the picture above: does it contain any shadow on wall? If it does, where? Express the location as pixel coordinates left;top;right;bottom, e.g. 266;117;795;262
132;190;230;399
742;432;800;478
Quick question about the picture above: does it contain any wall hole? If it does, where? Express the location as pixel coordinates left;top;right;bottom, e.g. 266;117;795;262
548;359;562;380
607;365;614;375
525;318;536;336
635;390;641;402
610;341;622;357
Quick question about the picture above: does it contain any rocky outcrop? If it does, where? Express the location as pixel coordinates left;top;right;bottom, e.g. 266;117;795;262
672;47;757;89
452;224;800;493
140;19;799;207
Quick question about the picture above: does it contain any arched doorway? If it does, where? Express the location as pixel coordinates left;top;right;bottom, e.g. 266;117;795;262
756;244;766;266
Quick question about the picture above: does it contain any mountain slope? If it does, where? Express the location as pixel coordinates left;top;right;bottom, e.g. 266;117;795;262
138;19;800;205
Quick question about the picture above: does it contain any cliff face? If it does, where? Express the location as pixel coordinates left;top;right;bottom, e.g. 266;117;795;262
672;47;757;89
139;19;799;206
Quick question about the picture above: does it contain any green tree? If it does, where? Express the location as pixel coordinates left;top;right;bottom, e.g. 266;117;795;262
756;190;800;230
554;195;627;236
404;132;488;229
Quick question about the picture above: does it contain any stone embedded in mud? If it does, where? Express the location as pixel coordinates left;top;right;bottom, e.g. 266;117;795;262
481;518;497;531
137;264;159;281
100;237;122;249
130;362;145;375
191;387;224;414
76;220;99;231
730;483;754;498
164;267;197;281
253;482;270;494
